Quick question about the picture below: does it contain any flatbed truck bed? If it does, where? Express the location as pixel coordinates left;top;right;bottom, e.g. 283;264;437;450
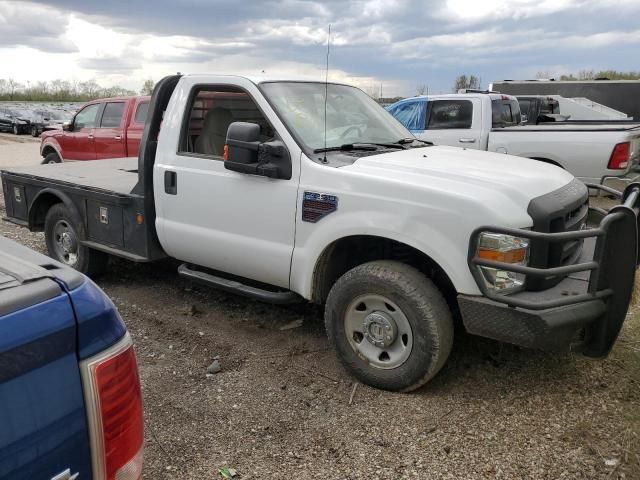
1;157;164;262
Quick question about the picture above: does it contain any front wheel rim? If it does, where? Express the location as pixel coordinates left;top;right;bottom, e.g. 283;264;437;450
344;294;413;370
52;220;79;265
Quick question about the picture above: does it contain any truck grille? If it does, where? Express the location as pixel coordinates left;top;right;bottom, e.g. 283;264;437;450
526;178;589;291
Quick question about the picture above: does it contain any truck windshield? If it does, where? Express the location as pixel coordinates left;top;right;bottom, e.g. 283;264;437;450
261;82;411;152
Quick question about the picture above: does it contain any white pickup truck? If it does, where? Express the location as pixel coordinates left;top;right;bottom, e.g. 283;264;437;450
386;92;640;184
2;74;639;392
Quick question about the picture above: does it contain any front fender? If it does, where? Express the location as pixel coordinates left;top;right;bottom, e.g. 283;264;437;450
40;136;64;161
289;209;480;300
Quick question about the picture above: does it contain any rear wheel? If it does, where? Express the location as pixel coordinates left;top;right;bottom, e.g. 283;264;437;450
44;204;108;276
324;260;454;392
12;124;19;135
31;126;38;137
42;152;61;164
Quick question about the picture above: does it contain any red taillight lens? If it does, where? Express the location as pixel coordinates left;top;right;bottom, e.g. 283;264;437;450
95;345;143;479
83;334;144;480
608;142;630;170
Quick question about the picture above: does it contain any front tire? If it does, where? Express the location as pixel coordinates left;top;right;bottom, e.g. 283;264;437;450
42;152;61;164
44;204;108;276
325;260;454;392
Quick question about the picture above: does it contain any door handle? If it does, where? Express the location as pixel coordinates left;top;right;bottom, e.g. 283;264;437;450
459;138;476;143
88;134;94;141
114;135;122;141
164;171;177;195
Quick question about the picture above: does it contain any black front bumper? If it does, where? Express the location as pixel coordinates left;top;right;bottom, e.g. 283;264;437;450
461;183;640;356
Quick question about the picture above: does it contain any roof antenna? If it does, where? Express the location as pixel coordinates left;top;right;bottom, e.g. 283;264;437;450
322;24;331;163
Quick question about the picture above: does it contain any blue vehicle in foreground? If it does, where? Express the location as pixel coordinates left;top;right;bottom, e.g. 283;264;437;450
0;236;143;480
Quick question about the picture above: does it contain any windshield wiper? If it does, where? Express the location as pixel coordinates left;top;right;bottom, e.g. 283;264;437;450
397;137;433;146
313;143;379;153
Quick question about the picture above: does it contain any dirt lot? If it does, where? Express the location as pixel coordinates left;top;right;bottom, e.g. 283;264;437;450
1;143;639;479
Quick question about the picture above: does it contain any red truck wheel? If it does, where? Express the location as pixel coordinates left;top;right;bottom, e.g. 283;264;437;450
42;152;61;164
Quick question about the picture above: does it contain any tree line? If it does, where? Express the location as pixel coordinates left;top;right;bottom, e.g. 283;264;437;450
0;78;155;102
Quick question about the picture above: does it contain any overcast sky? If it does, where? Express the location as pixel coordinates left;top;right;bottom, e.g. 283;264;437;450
1;0;639;96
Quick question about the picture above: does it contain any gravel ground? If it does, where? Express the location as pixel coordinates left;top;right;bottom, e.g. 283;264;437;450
0;132;41;166
0;146;638;479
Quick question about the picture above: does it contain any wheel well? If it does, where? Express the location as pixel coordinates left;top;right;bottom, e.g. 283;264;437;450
41;145;58;158
29;193;62;231
530;157;563;169
312;235;458;311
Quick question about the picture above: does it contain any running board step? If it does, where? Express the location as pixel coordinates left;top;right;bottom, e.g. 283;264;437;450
178;263;301;305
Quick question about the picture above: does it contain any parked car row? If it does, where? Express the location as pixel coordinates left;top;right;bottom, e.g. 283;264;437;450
0;103;76;137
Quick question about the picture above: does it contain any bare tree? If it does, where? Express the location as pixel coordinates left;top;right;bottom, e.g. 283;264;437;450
7;79;22;99
79;80;100;98
366;84;380;100
140;79;155;96
535;70;556;79
578;69;595;80
416;84;428;95
453;74;480;92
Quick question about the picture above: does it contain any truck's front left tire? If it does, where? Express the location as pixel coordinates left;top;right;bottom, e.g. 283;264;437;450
325;260;454;392
44;204;108;277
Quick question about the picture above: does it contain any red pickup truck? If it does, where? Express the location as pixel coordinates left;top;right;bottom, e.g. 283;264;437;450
40;96;150;163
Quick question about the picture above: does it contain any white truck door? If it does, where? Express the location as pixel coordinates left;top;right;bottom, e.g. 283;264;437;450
154;80;299;289
419;98;482;149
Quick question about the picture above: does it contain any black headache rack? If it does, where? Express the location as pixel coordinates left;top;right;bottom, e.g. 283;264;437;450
465;182;640;357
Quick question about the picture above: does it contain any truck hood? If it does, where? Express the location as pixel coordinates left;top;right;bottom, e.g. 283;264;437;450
345;145;575;210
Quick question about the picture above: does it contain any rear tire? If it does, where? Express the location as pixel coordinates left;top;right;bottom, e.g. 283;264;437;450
42;152;61;164
12;124;19;135
31;126;38;137
44;203;108;276
324;260;454;392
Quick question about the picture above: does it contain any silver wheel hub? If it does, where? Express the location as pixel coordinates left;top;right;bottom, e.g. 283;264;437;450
363;311;397;348
344;294;413;370
52;220;78;265
60;232;74;252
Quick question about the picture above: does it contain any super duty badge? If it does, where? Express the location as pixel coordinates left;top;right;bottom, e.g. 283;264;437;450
302;191;338;223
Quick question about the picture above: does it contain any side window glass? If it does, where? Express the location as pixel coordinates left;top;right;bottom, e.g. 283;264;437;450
134;102;149;124
427;100;473;129
518;99;531;118
74;104;100;129
388;101;426;130
100;102;125;128
179;86;275;159
501;104;513;123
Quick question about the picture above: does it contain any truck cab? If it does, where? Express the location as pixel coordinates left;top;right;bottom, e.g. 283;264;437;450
385;92;521;150
0;236;143;479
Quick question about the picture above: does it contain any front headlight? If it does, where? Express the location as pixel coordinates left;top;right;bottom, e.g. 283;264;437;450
476;232;529;294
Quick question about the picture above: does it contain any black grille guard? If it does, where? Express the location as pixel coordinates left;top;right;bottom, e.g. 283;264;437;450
468;182;640;356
